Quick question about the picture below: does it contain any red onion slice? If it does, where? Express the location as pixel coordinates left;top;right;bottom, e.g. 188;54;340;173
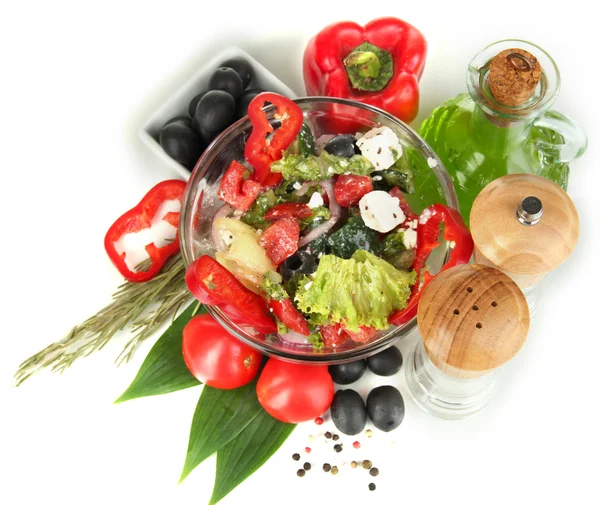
315;134;334;154
210;204;234;252
294;181;319;197
278;330;310;344
298;179;341;249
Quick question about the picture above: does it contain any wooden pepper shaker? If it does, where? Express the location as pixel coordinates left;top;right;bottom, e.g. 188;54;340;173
470;174;579;292
406;264;530;419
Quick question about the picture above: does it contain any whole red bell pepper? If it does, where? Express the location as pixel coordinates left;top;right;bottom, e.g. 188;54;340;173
389;203;474;326
104;179;187;283
244;92;304;187
303;17;427;125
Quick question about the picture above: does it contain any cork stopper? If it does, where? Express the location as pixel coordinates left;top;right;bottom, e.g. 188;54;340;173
489;48;542;106
417;264;529;379
470;174;579;288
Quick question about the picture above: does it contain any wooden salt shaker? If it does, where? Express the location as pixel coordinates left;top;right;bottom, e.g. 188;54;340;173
470;174;579;311
405;264;529;419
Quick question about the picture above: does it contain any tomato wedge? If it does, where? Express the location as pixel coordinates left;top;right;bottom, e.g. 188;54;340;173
264;202;312;221
334;175;373;208
269;298;310;335
319;323;349;348
185;255;276;334
217;160;261;212
258;217;300;265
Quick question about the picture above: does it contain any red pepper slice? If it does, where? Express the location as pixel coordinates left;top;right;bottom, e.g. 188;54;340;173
334;175;373;208
185;255;276;334
389;204;474;326
104;179;187;283
258;217;300;265
264;202;313;221
244;92;304;186
320;323;349;348
303;17;427;129
269;298;311;336
217;160;262;212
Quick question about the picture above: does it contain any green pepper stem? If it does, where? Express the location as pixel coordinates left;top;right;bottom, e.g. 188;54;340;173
343;51;381;79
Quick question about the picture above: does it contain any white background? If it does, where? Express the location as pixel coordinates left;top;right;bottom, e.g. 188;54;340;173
2;1;599;504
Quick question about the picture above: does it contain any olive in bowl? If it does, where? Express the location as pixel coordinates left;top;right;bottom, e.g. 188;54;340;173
159;118;205;170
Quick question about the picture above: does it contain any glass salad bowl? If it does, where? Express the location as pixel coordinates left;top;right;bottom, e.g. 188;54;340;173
180;97;458;364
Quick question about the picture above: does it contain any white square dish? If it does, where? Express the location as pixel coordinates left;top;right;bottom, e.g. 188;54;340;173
139;46;298;180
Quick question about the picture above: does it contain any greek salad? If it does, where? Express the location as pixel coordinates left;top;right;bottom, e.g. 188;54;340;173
185;93;473;349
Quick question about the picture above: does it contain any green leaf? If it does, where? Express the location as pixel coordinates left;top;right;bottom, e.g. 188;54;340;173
115;303;203;403
209;410;296;505
179;380;263;482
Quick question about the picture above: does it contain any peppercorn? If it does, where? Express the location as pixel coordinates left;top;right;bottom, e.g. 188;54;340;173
305;447;312;453
315;417;324;425
351;461;358;468
323;463;332;472
365;429;373;438
332;434;340;441
369;467;379;477
362;460;373;470
324;431;332;439
331;466;339;475
292;453;300;461
353;441;361;449
303;462;311;471
369;483;376;491
334;444;343;453
297;469;306;477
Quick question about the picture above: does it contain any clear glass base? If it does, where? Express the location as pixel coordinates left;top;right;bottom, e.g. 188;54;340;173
522;283;541;317
405;340;498;420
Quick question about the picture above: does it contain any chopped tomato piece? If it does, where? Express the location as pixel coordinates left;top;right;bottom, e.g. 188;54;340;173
258;217;300;265
319;323;349;347
344;325;378;343
389;186;419;222
264;202;312;221
217;160;261;212
334;175;373;207
269;298;310;335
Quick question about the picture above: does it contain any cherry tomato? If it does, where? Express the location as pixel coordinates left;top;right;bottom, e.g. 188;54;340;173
256;359;334;423
182;313;262;389
258;217;300;265
334;175;373;207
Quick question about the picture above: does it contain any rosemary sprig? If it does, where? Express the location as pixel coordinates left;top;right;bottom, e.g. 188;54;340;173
14;254;193;386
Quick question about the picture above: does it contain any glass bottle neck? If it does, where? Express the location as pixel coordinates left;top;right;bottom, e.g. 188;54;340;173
471;105;531;156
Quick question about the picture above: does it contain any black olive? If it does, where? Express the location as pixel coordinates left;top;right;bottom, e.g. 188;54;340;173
164;116;193;127
159;120;205;171
279;251;317;281
330;389;367;436
188;92;207;118
208;67;244;100
221;57;254;88
329;360;367;385
324;134;360;158
366;385;405;432
366;346;403;376
194;90;235;132
236;89;265;120
191;115;222;145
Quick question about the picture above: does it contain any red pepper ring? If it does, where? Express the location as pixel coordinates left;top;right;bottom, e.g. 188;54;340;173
104;179;187;283
244;92;304;186
185;255;277;335
389;204;474;326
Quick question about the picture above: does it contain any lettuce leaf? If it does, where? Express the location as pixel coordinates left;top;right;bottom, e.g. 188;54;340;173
270;151;374;182
294;250;416;331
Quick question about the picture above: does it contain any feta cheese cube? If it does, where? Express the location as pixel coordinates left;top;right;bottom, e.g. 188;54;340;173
356;126;403;171
402;228;418;249
307;191;324;209
359;190;406;233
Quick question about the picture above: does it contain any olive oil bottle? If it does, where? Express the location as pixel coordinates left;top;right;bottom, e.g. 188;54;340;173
420;40;587;225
